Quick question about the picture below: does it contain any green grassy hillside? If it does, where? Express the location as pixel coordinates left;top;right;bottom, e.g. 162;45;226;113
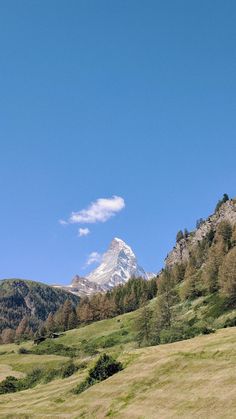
1;305;236;418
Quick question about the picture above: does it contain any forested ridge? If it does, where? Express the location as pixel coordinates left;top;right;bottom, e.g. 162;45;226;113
2;194;236;347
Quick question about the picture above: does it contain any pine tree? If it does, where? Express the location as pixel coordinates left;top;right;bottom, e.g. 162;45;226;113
61;300;74;330
68;309;78;329
76;298;93;323
176;230;184;242
217;221;232;251
1;328;16;344
15;317;29;339
219;247;236;299
45;312;55;333
123;289;137;312
135;305;152;347
153;269;177;332
215;193;229;212
202;244;223;293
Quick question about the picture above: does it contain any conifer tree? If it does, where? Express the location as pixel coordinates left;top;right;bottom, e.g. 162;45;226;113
15;317;29;339
1;328;15;344
45;312;55;333
62;299;74;330
68;309;78;329
219;247;236;299
153;269;177;332
135;305;152;347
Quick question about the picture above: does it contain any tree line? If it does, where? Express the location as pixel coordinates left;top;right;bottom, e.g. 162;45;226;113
0;277;157;344
135;199;236;347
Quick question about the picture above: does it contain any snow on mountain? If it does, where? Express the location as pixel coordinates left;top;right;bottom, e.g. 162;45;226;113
86;237;149;287
58;238;155;296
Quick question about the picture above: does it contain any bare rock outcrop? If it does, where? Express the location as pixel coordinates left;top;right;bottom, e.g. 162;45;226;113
165;199;236;268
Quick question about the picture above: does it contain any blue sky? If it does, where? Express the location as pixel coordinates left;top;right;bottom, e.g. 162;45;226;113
0;1;236;284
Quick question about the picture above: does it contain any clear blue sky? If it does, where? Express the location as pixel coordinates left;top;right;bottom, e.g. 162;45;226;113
1;1;236;284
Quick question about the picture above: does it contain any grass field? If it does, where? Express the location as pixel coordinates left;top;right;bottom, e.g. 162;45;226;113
1;307;236;418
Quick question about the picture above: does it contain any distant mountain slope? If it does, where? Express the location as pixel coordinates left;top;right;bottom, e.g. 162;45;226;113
0;279;79;332
63;238;155;296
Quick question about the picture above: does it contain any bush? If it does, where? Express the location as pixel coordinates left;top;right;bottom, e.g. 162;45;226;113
153;322;215;345
159;327;185;344
0;362;80;394
89;353;122;382
221;317;236;328
74;377;91;394
31;340;78;357
204;294;230;319
18;347;30;354
99;335;119;348
43;368;59;383
19;368;44;390
61;362;78;378
80;340;99;356
0;376;18;394
73;354;123;395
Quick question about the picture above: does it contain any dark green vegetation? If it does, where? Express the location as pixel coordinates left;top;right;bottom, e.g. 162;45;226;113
0;361;79;394
0;279;79;338
30;340;79;357
73;353;122;395
215;192;229;212
0;277;157;345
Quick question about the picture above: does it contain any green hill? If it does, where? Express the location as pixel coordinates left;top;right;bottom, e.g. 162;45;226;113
0;279;79;332
0;315;236;418
1;304;236;418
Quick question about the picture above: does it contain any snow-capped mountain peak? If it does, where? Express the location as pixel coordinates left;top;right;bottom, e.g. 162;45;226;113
57;238;155;296
86;237;148;287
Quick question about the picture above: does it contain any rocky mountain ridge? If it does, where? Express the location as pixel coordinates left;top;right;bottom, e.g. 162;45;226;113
165;198;236;268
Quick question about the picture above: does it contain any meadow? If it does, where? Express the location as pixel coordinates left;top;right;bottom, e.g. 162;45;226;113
1;305;236;418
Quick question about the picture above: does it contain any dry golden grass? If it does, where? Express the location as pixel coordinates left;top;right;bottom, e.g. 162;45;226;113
1;327;236;418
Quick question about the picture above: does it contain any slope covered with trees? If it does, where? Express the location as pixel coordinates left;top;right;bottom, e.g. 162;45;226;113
0;279;79;342
136;195;236;346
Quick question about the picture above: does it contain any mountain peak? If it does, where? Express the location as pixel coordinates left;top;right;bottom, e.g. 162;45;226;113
110;237;129;247
112;237;123;243
109;237;133;253
62;238;156;296
86;238;149;287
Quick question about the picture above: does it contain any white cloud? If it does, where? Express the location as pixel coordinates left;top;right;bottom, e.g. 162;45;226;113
59;219;68;226
86;251;102;266
78;227;90;237
69;196;125;224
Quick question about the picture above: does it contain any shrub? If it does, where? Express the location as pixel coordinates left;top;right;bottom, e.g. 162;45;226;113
0;376;18;394
61;362;78;378
204;294;231;319
31;340;78;357
73;354;123;395
154;322;215;345
221;317;236;328
80;340;99;356
19;368;44;390
18;347;30;354
43;368;60;383
0;362;81;395
74;377;91;394
89;353;122;382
